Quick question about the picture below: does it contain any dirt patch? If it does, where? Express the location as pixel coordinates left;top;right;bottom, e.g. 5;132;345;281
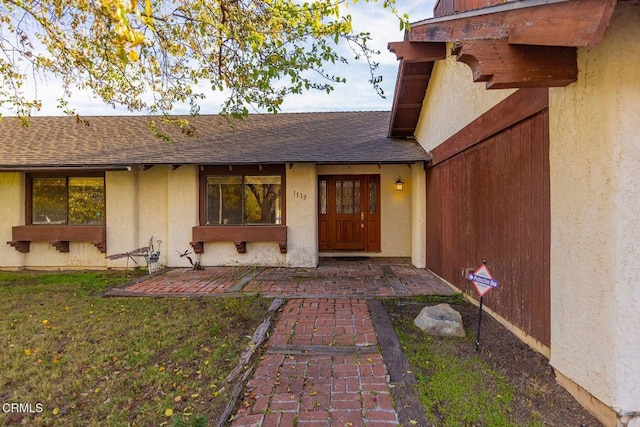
386;299;602;427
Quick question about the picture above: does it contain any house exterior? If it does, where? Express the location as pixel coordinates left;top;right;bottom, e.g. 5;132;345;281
386;0;639;424
0;112;429;270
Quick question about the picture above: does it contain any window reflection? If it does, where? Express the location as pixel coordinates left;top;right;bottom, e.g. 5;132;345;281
31;176;104;225
205;175;282;225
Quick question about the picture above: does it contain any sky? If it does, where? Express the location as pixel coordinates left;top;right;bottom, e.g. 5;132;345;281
18;0;435;116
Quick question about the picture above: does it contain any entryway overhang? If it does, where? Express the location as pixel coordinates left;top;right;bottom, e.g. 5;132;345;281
387;0;618;138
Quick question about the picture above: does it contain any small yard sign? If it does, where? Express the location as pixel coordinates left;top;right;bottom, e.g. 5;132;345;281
468;260;500;351
468;263;499;297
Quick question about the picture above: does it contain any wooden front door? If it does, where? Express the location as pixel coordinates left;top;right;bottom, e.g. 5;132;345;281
318;175;380;252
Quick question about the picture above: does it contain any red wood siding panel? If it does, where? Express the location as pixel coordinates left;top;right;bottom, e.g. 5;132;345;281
426;167;442;271
434;0;504;18
426;106;550;346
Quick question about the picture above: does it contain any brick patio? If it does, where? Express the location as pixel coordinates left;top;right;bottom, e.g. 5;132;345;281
107;257;455;298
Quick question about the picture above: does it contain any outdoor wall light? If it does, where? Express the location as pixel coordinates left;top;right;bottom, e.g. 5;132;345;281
395;179;404;191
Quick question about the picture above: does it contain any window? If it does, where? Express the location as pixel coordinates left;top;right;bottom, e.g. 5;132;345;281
202;166;284;226
30;175;105;225
244;176;282;224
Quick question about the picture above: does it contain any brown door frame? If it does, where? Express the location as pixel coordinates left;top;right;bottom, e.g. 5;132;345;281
318;174;380;252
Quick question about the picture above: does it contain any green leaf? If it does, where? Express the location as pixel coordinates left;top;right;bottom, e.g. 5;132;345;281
1;0;407;120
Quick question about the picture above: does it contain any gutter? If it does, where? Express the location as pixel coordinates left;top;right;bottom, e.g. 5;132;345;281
0;165;131;172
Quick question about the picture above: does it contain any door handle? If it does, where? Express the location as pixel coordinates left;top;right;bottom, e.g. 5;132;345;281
361;212;365;228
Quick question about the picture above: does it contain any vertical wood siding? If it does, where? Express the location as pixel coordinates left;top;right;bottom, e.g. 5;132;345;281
426;109;550;346
434;0;505;18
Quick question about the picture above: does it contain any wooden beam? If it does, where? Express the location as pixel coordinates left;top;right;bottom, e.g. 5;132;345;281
429;88;549;166
50;241;70;253
388;59;435;138
387;41;446;62
7;240;29;253
396;102;424;109
191;225;287;254
409;0;617;48
402;74;431;81
8;225;106;254
455;40;577;88
190;241;204;254
507;0;617;47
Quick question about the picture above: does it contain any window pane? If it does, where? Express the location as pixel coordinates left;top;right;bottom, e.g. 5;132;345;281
319;180;327;215
369;180;377;214
244;176;282;224
32;178;67;224
68;177;105;225
206;176;242;224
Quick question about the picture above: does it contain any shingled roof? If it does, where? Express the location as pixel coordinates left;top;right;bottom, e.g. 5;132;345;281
0;111;428;170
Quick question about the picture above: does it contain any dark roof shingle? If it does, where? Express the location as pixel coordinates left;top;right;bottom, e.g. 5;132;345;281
0;112;428;169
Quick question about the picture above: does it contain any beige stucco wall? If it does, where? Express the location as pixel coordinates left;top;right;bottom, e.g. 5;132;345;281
1;162;421;269
167;166;199;267
414;45;515;152
317;164;415;258
110;165;317;268
411;6;640;421
286;163;319;267
0;167;196;269
415;43;515;151
549;2;640;418
136;167;169;266
0;172;106;269
411;164;426;268
109;166;197;269
105;170;139;269
0;172;26;268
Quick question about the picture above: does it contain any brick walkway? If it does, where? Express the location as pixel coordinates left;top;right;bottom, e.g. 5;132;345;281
105;258;456;426
231;299;398;427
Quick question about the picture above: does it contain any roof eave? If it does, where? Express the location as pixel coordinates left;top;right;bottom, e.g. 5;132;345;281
386;0;617;137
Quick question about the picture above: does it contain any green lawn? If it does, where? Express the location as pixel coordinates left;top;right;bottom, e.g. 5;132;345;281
0;270;269;426
386;296;544;427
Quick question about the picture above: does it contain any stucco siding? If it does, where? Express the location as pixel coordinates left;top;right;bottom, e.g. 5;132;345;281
414;46;515;152
2;162;420;269
167;166;199;267
286;163;319;267
0;173;25;268
411;3;640;420
0;172;107;269
549;2;640;415
105;170;139;269
198;241;286;266
411;165;426;268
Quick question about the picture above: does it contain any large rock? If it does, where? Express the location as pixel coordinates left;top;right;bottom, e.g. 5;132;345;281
414;303;466;337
